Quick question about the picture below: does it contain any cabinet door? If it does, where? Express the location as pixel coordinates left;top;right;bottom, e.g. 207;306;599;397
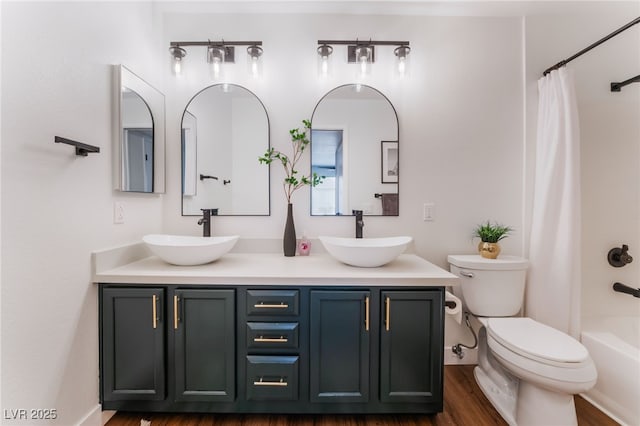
101;287;165;401
310;290;370;403
380;290;443;403
173;289;235;402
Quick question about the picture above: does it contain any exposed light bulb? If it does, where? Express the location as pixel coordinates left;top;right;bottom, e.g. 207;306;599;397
321;57;329;75
247;45;263;78
360;56;368;75
169;46;186;76
355;45;372;78
397;57;406;76
212;59;221;79
251;57;259;77
207;46;225;81
317;44;333;78
394;45;410;79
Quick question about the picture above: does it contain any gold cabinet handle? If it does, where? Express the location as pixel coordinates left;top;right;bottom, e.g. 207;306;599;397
173;295;179;330
365;296;370;331
254;302;289;309
385;296;390;331
253;378;288;387
254;336;288;343
152;295;157;329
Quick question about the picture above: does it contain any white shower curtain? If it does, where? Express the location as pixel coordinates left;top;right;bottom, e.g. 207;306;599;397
527;68;581;338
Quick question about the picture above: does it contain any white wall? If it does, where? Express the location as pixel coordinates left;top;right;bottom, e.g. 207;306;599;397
524;5;640;320
161;11;525;251
1;3;163;425
160;10;525;351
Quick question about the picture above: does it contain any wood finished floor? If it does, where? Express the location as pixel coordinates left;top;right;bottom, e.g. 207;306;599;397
107;365;617;426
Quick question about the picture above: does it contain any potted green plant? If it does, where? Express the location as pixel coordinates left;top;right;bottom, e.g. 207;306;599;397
473;221;512;259
259;119;323;256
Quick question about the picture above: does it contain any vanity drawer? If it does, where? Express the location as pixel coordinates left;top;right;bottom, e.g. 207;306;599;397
246;322;299;350
246;290;299;316
246;355;299;401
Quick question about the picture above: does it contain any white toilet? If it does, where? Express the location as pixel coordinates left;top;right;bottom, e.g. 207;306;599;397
448;254;597;426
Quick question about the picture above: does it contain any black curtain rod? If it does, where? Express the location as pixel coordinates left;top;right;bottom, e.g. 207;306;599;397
543;16;640;76
611;74;640;92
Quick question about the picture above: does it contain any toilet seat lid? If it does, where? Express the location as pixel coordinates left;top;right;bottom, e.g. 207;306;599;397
487;318;589;364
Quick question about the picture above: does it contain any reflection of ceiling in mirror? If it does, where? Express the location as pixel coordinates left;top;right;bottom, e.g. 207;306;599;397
323;85;383;100
184;85;258;115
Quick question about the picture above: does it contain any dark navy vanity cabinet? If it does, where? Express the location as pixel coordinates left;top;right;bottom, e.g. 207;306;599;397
99;285;444;414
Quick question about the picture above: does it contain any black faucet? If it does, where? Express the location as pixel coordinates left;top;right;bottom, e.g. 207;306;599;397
197;208;218;237
353;209;364;238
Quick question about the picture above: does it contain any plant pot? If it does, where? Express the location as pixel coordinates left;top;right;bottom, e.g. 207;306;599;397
283;203;297;257
478;242;500;259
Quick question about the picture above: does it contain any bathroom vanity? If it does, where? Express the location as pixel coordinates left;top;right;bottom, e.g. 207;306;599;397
93;247;458;414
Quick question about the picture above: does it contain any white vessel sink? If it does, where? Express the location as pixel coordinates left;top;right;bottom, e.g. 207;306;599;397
318;236;412;267
143;234;239;266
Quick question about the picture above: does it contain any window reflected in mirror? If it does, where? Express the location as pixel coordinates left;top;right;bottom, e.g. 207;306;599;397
311;84;399;216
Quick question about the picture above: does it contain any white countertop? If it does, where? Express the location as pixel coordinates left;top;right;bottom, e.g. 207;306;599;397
93;246;458;287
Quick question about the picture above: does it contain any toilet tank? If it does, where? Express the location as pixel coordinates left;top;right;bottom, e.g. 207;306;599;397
447;255;529;317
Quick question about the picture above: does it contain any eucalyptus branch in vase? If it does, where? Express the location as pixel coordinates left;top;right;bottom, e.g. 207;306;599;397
258;119;324;204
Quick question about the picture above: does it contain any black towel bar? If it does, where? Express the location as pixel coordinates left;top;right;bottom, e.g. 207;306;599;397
54;136;100;156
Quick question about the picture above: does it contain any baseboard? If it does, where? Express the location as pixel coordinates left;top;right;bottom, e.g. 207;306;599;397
76;405;115;426
579;393;626;426
444;346;478;365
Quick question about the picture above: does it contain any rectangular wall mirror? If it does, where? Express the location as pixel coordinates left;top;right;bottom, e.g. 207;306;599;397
113;64;166;193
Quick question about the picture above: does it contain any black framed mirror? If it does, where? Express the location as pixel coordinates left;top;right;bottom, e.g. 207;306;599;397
311;84;399;216
181;84;270;216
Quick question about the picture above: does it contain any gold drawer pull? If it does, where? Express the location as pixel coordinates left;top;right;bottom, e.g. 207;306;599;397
254;378;288;387
254;302;289;309
173;295;179;330
385;296;390;331
365;296;370;331
152;295;157;329
254;336;288;343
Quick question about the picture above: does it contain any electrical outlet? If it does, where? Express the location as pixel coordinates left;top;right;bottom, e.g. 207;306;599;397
423;203;435;221
114;202;125;224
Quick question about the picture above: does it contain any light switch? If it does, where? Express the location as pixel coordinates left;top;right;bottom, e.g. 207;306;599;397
423;203;435;221
114;202;125;224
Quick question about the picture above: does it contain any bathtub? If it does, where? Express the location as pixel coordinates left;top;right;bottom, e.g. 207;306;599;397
581;316;640;426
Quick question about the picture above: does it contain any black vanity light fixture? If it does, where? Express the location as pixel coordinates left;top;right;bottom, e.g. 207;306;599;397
169;40;263;78
317;39;411;78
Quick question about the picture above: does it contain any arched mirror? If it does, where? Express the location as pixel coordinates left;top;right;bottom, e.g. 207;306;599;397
181;84;270;216
311;84;399;216
114;65;165;193
122;89;153;192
